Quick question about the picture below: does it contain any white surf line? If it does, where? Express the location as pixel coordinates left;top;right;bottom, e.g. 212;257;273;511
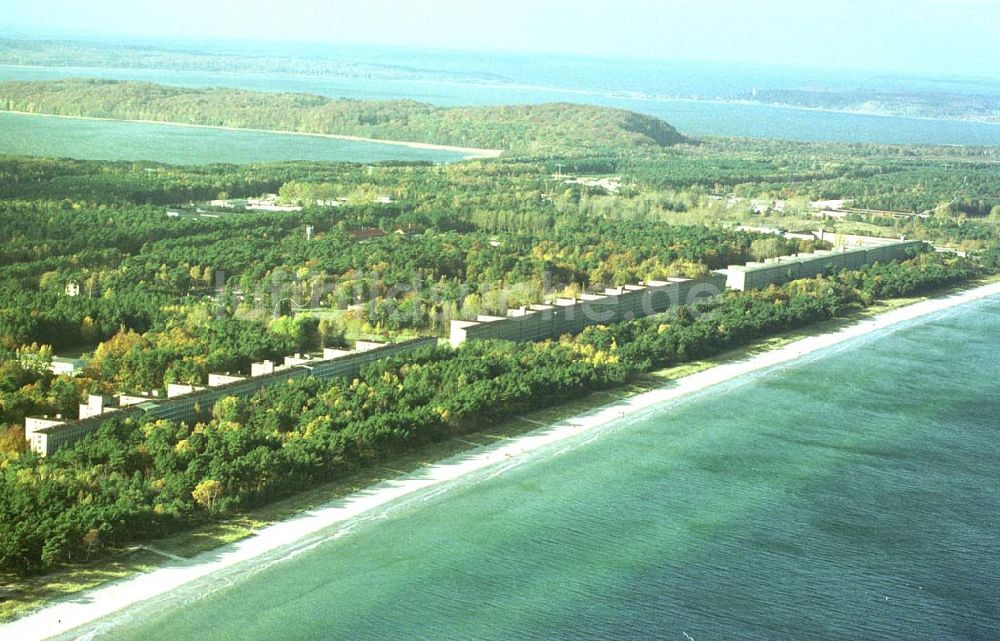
5;280;1000;641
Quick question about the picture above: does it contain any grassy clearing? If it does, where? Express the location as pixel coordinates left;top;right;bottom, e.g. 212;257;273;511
0;552;160;623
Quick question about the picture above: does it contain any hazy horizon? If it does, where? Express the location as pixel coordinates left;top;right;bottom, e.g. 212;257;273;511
2;0;999;80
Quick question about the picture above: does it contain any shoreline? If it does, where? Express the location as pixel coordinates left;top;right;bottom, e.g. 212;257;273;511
719;98;1000;127
3;63;998;129
0;110;504;160
5;279;1000;641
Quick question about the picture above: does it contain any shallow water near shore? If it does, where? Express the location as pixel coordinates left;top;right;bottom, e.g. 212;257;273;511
0;111;468;165
58;295;1000;641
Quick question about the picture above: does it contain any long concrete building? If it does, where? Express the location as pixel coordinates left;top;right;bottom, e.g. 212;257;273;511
25;338;437;457
724;240;925;291
449;273;727;346
25;239;926;457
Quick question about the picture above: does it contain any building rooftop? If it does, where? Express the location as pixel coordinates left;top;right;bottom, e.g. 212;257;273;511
727;246;870;273
349;228;386;241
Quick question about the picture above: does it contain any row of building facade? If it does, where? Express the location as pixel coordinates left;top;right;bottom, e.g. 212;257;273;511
25;338;437;457
723;240;925;291
25;239;926;456
449;273;728;346
448;239;926;345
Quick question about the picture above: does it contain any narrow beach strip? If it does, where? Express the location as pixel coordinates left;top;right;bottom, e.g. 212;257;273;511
6;280;1000;641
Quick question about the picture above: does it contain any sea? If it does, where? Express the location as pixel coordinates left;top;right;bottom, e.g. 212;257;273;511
2;43;1000;164
64;292;1000;640
0;111;467;165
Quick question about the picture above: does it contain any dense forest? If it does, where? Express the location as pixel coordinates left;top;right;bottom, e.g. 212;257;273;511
0;155;781;433
0;122;997;585
0;252;979;573
2;138;999;431
0;79;688;154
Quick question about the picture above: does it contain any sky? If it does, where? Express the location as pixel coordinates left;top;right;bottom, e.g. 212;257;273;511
3;0;999;77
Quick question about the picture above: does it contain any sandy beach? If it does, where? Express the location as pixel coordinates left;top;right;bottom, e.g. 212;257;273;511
0;110;504;160
4;280;1000;641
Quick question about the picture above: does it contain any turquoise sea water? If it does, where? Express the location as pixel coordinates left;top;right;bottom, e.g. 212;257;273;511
68;295;1000;640
0;111;467;165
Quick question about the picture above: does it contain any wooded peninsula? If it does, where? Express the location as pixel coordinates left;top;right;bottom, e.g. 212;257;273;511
0;79;687;154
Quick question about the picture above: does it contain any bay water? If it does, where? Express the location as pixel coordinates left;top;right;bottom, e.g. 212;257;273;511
4;47;1000;154
0;111;467;165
